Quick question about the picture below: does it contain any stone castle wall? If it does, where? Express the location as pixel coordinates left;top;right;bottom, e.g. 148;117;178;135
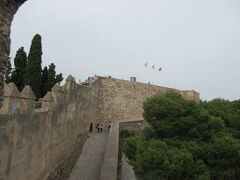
0;76;99;180
95;76;200;123
0;1;201;179
0;74;199;179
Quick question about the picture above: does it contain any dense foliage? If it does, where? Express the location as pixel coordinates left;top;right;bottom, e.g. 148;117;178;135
26;34;43;98
10;47;27;91
123;92;240;180
7;34;63;98
41;64;63;96
201;98;240;139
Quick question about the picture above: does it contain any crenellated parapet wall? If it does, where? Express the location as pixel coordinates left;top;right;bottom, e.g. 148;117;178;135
0;75;99;180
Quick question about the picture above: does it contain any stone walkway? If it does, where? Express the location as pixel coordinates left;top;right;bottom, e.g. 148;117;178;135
68;130;108;180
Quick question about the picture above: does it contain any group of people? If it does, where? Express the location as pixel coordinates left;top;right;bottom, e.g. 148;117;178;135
96;121;111;133
96;123;103;133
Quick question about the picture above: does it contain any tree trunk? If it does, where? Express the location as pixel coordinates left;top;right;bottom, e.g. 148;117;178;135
0;0;27;107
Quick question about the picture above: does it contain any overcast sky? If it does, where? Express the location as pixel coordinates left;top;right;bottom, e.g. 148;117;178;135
10;0;240;100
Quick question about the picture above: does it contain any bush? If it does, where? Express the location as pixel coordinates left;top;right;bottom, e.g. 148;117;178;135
142;126;157;140
123;92;240;179
143;92;225;141
125;138;210;180
123;136;141;162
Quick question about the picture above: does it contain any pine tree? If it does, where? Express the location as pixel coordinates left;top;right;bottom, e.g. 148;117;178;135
11;47;27;91
41;66;49;96
26;34;42;98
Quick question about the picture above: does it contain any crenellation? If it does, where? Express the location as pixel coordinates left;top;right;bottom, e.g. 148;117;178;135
65;75;76;83
0;75;199;179
0;83;20;114
19;85;36;99
64;75;77;94
18;86;36;113
41;92;54;110
3;82;19;97
51;83;65;104
0;76;99;179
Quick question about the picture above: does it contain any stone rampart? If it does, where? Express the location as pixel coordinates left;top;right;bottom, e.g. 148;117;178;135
96;76;200;123
0;75;99;180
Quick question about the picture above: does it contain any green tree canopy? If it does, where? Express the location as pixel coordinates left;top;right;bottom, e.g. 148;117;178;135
143;92;225;141
6;34;64;97
48;63;56;89
41;66;49;96
26;34;42;98
40;64;63;96
10;47;27;91
123;92;240;179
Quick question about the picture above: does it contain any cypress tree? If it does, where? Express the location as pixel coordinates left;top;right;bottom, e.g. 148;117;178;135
48;63;56;89
11;47;27;91
41;66;49;96
26;34;42;98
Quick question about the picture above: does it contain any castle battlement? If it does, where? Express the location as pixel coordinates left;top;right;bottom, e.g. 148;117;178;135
0;74;199;179
0;75;99;180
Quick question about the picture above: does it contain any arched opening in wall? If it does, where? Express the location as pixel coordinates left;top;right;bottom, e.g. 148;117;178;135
89;122;93;132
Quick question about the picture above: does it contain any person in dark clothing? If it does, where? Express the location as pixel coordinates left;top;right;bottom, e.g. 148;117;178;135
89;122;93;132
96;123;100;133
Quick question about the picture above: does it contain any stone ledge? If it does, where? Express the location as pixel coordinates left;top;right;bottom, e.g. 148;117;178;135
99;119;144;180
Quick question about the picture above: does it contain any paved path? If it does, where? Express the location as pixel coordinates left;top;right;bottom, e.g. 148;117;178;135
68;130;108;180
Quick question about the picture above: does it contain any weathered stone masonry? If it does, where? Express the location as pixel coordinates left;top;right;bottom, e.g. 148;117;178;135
95;76;200;123
0;74;199;179
0;76;99;180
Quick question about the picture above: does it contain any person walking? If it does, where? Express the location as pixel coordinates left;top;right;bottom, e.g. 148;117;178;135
100;124;103;133
108;121;111;129
96;123;100;133
89;122;93;132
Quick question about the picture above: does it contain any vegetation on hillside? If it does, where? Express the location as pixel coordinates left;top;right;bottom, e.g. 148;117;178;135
7;34;63;98
123;92;240;180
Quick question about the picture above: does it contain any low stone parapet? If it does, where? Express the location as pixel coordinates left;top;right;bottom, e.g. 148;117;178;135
99;119;144;180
